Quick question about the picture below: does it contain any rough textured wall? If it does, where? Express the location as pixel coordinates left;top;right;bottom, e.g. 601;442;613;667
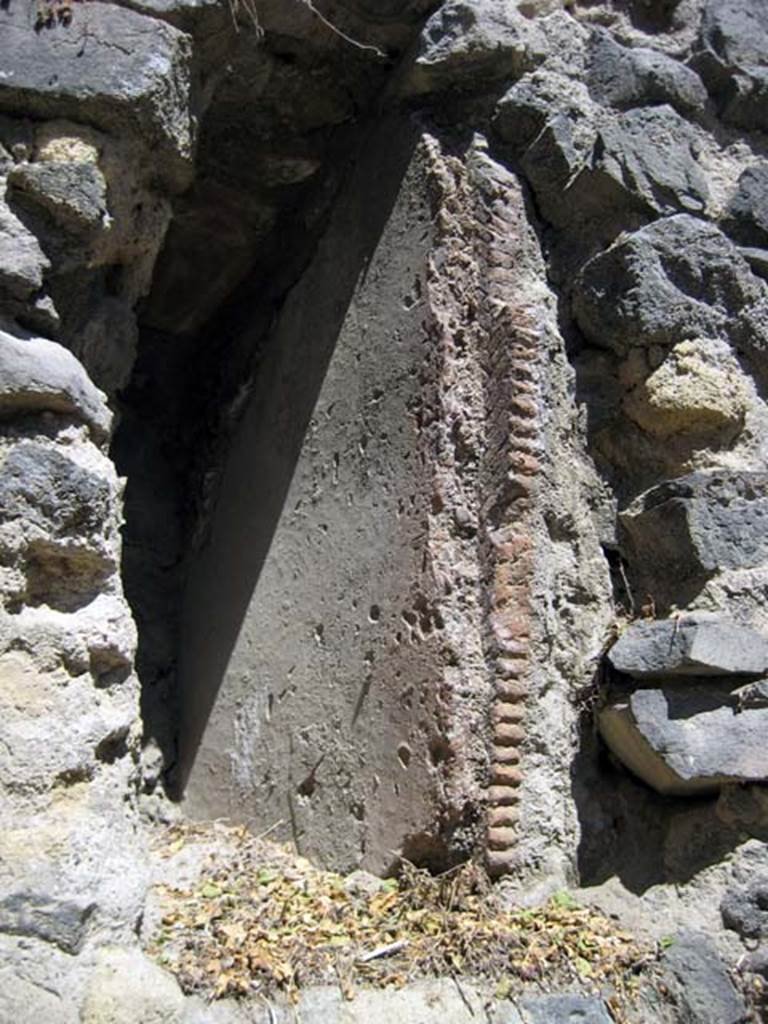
179;119;487;873
3;0;768;1019
179;118;610;881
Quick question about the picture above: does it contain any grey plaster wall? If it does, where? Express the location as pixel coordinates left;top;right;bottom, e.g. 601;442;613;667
178;118;467;873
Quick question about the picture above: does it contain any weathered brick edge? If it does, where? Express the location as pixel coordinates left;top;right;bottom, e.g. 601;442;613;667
474;160;541;876
423;137;543;874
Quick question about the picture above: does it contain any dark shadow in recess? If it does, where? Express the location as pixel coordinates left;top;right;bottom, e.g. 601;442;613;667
571;704;754;894
173;114;423;797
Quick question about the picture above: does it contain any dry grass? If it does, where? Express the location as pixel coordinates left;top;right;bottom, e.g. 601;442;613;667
146;822;655;1019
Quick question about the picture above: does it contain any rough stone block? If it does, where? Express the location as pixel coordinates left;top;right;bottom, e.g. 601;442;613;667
495;72;602;227
0;327;112;440
619;472;768;603
622;337;749;439
721;874;768;940
660;931;746;1024
0;181;51;319
81;947;185;1024
599;681;768;795
694;0;768;132
0;892;95;954
401;0;543;95
587;27;707;116
608;615;768;680
7;162;108;234
0;443;111;540
586;106;709;216
0;2;194;189
264;980;489;1024
723;163;768;249
572;215;768;358
495;71;596;154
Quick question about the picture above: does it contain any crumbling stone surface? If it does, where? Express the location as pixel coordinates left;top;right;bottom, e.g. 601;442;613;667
621;337;749;440
8;162;108;235
4;0;768;1015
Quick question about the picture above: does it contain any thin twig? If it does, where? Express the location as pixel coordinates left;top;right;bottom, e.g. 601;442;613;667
451;972;475;1017
255;819;286;841
617;557;635;618
301;0;387;58
356;939;408;964
258;993;278;1024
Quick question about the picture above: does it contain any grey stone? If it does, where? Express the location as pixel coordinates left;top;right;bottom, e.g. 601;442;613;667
700;0;768;69
400;0;543;95
71;295;139;395
599;680;768;795
608;615;768;680
587;28;707;117
290;981;486;1023
745;946;768;979
738;246;768;284
721;875;768;940
495;72;601;228
106;0;229;34
8;162;108;234
0;2;194;190
572;215;768;358
723;163;768;249
519;994;612;1023
585;106;709;216
716;783;768;834
733;679;768;708
694;0;768;132
495;70;597;154
0;933;85;1024
0;184;51;310
619;472;768;603
660;931;746;1024
488;1003;524;1024
0;327;112;440
520;113;594;227
81;947;186;1024
0;443;111;539
722;68;768;133
0;891;95;954
499;96;706;229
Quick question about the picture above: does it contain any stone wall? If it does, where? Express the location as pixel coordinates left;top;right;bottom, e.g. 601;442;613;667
3;0;768;1018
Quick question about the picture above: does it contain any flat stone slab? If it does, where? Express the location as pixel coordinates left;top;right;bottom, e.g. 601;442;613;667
608;615;768;679
0;327;111;440
599;681;768;795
